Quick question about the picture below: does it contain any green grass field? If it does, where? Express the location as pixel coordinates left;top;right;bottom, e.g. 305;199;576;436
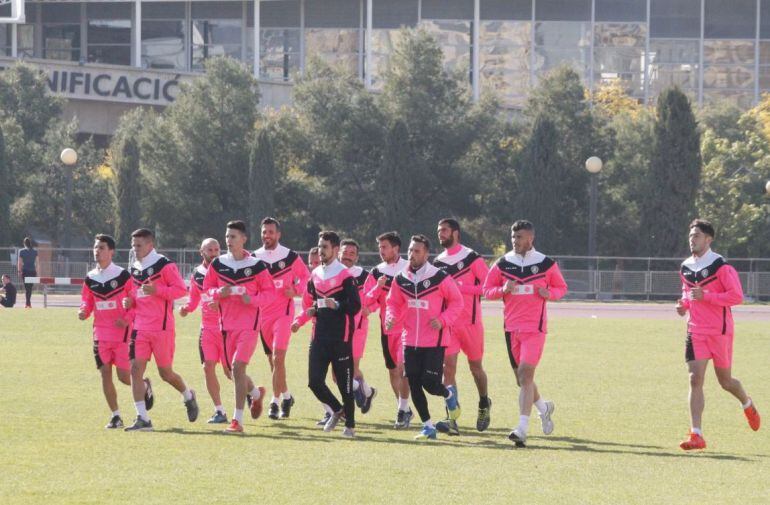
1;308;768;504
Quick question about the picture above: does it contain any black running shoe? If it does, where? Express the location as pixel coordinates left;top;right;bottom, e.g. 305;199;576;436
279;396;295;419
207;411;228;424
184;390;199;422
436;419;460;436
105;415;124;429
394;408;413;429
268;402;280;420
124;416;153;432
476;397;492;432
317;412;332;426
361;387;377;414
144;378;154;410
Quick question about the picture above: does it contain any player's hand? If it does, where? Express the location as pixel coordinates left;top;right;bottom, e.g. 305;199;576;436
503;280;515;294
362;306;371;317
179;306;189;317
429;318;443;330
537;287;550;299
377;276;387;288
306;307;317;317
122;297;133;309
141;282;157;296
675;300;688;316
690;287;704;300
207;300;219;311
241;294;251;305
291;322;300;333
323;298;339;310
114;318;129;328
223;368;233;380
218;285;232;298
385;316;395;331
77;310;88;320
284;286;298;298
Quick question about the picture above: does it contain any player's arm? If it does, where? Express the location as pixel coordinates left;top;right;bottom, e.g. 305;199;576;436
181;275;200;316
542;263;568;300
153;263;188;301
703;266;744;307
336;276;361;316
437;277;464;329
361;273;380;313
458;257;489;296
78;284;94;320
482;263;506;300
292;280;315;330
291;257;311;296
248;268;276;307
384;280;406;329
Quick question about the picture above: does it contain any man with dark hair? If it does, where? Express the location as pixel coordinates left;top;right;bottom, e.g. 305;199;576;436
204;220;275;433
296;231;361;437
433;218;492;435
253;216;310;420
386;235;463;440
483;220;567;447
676;219;760;450
122;228;198;431
366;231;413;428
0;274;17;308
17;236;38;308
78;234;135;428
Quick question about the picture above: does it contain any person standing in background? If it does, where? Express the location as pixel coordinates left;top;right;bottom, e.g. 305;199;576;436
17;237;39;308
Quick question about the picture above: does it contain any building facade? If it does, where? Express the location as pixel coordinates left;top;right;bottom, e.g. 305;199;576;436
0;0;767;134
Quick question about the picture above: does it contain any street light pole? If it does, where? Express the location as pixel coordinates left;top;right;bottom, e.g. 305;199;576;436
585;156;603;258
60;148;78;255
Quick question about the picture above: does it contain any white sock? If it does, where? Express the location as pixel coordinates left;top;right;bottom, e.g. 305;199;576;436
361;379;373;397
112;410;120;417
323;403;334;415
134;401;149;421
182;388;193;401
234;409;244;423
534;398;547;415
250;387;262;400
271;396;280;405
742;398;752;409
281;391;292;400
398;397;409;411
692;427;702;435
424;420;435;429
352;379;360;391
518;415;530;435
215;404;224;414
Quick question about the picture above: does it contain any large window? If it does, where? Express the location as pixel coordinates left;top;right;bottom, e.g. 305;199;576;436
703;40;755;107
648;39;699;101
42;3;81;62
419;0;473;81
305;0;362;76
594;22;646;97
650;0;700;39
249;0;301;81
142;2;186;70
191;2;242;71
87;3;132;66
369;0;418;87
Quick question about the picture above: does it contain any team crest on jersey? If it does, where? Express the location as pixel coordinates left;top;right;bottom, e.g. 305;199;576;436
279;261;286;269
701;269;709;278
147;267;154;275
244;268;252;277
110;280;118;289
531;265;539;274
423;280;431;288
458;261;464;270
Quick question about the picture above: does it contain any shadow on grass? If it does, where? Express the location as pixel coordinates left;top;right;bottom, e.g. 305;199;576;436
153;423;757;460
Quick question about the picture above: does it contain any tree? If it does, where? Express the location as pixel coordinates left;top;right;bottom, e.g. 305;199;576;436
378;119;413;236
0;62;63;142
642;87;702;256
0;124;9;245
248;125;276;239
111;109;145;246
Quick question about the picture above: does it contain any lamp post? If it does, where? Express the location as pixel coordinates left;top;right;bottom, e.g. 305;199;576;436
585;156;603;258
60;148;77;254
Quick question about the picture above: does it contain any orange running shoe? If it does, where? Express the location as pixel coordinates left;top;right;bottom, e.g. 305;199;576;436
680;432;706;450
225;419;243;433
250;386;267;419
744;399;761;431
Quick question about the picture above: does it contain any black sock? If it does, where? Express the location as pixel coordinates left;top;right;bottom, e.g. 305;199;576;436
479;396;490;408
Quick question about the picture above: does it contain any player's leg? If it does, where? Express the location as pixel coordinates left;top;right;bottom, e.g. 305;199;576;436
329;340;356;436
308;340;344;431
712;332;760;431
680;358;709;449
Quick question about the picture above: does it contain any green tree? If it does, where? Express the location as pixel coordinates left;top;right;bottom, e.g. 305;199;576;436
111;109;145;246
0;62;63;142
248;125;276;239
378;119;413;236
642;87;702;256
0;124;9;245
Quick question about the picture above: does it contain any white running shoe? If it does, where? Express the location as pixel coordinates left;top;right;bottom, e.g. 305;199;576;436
540;400;555;435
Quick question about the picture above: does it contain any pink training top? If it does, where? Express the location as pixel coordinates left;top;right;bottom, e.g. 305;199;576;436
80;263;134;341
183;264;220;330
433;243;490;326
679;249;743;336
483;248;567;334
128;250;187;332
203;252;275;331
252;244;310;320
366;257;409;337
297;260;360;342
348;265;371;338
385;263;463;348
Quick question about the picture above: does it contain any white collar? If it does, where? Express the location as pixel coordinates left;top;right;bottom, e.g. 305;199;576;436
134;249;163;271
219;251;258;270
253;244;290;264
87;262;123;282
683;249;721;270
314;259;346;280
404;263;437;283
195;263;209;275
435;244;472;264
347;265;364;277
504;248;545;267
375;257;408;276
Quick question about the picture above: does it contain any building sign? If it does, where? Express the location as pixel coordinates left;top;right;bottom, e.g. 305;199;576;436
0;57;197;106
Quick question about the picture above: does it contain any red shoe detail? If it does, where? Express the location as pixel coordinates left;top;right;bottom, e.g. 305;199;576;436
680;432;706;450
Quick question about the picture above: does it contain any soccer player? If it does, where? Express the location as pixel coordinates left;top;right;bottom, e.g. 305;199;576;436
385;235;463;440
483;220;567;447
179;238;231;424
78;234;134;429
676;219;761;450
204;220;275;433
339;239;377;413
433;218;491;435
122;228;199;431
307;247;321;270
253;217;310;420
296;231;361;437
366;231;413;428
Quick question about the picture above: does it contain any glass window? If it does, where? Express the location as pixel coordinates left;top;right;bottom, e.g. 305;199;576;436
305;28;361;75
704;0;755;39
142;3;186;70
0;25;10;56
247;0;300;80
191;3;243;72
373;0;417;29
422;0;473;20
650;0;700;38
762;0;770;39
306;0;359;28
479;20;531;106
42;3;81;62
648;39;700;95
418;19;472;80
481;0;532;21
596;0;646;22
534;21;591;81
535;0;591;22
87;3;132;66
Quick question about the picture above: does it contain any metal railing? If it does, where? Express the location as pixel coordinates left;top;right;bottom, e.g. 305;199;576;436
2;248;770;301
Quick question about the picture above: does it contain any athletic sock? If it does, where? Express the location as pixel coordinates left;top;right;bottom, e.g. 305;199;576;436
234;409;244;423
134;401;149;421
271;396;280;405
534;398;547;415
361;379;373;397
742;398;753;409
182;388;193;401
424;420;435;429
215;404;224;414
691;427;703;435
249;387;262;400
479;396;490;409
281;391;292;400
323;403;334;415
518;415;530;435
398;397;409;411
352;379;361;391
112;410;120;418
